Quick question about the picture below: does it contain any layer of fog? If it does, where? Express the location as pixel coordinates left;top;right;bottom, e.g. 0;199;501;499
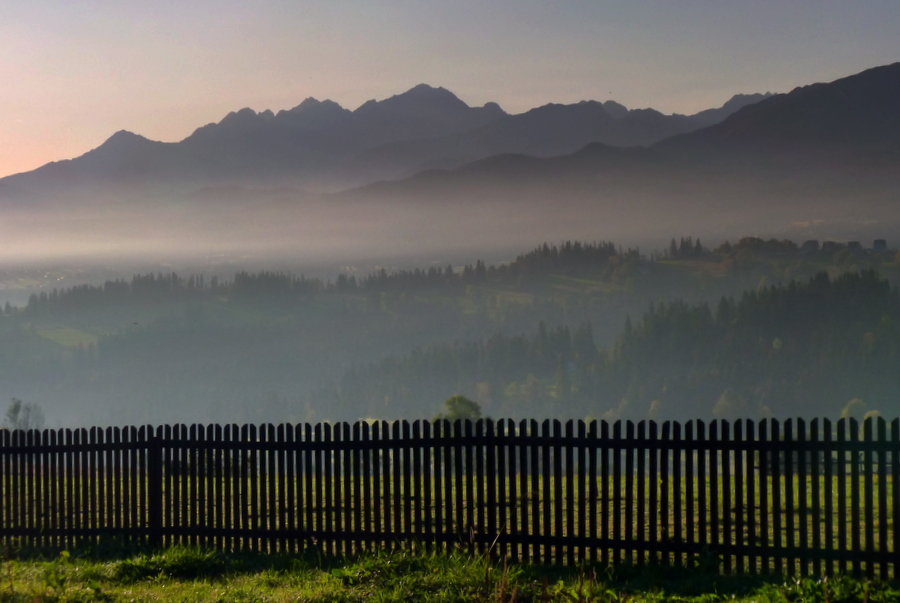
3;179;892;268
2;178;892;313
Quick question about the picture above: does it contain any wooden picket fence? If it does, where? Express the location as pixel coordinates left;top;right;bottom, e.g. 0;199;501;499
1;417;898;578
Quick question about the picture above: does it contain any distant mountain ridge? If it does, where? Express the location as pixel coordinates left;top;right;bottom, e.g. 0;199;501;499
0;84;769;199
659;62;900;163
360;62;900;194
336;63;900;248
348;93;773;176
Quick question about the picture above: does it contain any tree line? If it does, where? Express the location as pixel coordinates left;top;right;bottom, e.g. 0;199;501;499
312;270;900;422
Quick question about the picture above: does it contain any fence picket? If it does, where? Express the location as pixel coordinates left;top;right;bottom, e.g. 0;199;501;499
361;421;372;553
835;419;847;574
710;420;720;571
402;421;412;546
612;420;622;565
733;420;744;573
474;419;485;552
797;419;808;577
864;418;875;578
48;429;59;548
721;420;732;574
541;419;552;564
697;420;707;559
892;419;900;578
507;419;519;561
520;418;532;562
823;418;834;576
12;430;21;546
600;419;610;565
850;418;862;578
771;419;783;574
672;421;682;567
553;419;564;565
784;419;795;574
492;419;504;559
877;417;888;581
413;421;424;547
636;421;646;565
648;420;658;565
318;422;330;556
576;420;586;564
809;419;821;577
587;420;598;565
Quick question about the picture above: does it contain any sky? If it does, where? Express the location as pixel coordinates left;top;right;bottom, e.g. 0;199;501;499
2;1;898;179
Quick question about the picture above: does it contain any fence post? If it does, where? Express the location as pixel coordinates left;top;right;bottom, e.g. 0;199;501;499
148;431;163;548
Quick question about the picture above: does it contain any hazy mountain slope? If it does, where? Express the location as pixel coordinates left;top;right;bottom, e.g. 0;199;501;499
4;131;174;186
338;63;900;247
659;62;900;160
683;93;773;128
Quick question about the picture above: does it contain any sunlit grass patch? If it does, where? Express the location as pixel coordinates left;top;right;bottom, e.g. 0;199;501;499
1;545;898;602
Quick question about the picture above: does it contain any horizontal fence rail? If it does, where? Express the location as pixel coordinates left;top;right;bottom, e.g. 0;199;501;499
1;418;897;578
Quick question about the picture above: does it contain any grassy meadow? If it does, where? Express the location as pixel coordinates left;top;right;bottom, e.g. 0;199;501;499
2;544;899;603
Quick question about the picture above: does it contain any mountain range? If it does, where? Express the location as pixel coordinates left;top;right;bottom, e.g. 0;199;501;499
2;63;899;261
337;63;900;247
0;85;769;199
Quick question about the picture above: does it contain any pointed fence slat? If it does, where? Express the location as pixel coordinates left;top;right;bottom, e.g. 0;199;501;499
892;419;900;578
517;419;530;562
809;419;821;577
877;418;888;581
850;418;862;578
864;419;875;578
0;418;896;578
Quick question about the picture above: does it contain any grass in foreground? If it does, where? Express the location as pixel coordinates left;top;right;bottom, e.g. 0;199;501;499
1;544;898;603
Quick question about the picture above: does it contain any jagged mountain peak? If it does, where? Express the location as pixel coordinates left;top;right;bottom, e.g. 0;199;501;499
86;130;165;158
399;83;462;102
275;98;351;130
355;84;471;115
293;97;323;110
103;129;152;145
286;97;345;113
602;100;629;119
219;107;264;125
481;101;504;113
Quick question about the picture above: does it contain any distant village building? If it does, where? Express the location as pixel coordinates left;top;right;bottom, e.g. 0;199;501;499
821;241;845;253
873;239;888;252
847;241;863;252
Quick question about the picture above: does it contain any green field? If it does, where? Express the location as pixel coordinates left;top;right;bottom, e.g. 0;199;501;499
1;545;898;602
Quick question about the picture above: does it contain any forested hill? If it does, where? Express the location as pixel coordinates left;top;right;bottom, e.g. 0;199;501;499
318;322;602;421
605;270;899;420
2;236;899;426
20;239;623;312
316;270;900;422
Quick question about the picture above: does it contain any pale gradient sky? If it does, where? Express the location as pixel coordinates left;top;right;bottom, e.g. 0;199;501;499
2;0;898;178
